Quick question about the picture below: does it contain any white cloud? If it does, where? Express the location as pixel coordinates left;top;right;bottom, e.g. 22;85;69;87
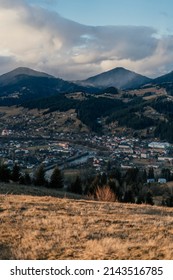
0;0;173;80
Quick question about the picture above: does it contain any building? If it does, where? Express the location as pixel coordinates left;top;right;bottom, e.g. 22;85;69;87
2;129;9;136
158;178;167;184
148;142;170;149
147;178;155;183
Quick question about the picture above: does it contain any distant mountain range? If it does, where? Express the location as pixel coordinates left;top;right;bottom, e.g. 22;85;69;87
1;66;173;141
0;67;92;105
80;67;173;89
0;66;173;106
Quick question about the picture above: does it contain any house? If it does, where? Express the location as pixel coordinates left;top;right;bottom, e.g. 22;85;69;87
147;178;155;183
158;178;167;184
148;142;170;149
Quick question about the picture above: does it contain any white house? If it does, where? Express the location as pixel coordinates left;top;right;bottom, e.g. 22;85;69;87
148;142;170;149
158;178;167;184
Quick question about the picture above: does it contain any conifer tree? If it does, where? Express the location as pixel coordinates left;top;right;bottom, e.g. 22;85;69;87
19;172;32;185
148;167;154;179
34;164;46;186
0;163;10;182
70;176;83;194
49;166;63;189
11;163;20;182
145;191;154;205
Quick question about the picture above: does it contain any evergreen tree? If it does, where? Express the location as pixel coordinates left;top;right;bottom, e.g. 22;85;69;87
19;172;32;185
109;168;121;182
100;172;107;186
136;194;145;204
11;163;20;182
69;176;83;194
161;168;171;181
123;190;135;203
145;191;154;205
24;172;32;185
49;166;63;189
0;163;10;182
165;195;173;207
148;167;155;179
34;164;46;186
141;169;147;183
125;168;139;184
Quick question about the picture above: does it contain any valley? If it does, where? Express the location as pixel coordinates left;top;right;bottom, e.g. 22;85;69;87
0;66;173;261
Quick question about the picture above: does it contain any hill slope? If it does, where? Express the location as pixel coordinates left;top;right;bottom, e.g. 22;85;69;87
0;186;173;260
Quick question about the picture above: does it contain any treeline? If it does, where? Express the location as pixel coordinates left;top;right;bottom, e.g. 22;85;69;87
0;163;63;189
23;93;80;112
83;167;173;207
1;162;173;207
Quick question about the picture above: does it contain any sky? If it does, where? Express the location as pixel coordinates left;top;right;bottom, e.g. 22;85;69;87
1;0;173;80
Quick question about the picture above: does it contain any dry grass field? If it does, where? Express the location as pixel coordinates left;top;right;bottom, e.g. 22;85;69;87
0;184;173;260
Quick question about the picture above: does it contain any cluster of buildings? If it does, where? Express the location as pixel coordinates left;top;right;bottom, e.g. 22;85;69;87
0;128;173;184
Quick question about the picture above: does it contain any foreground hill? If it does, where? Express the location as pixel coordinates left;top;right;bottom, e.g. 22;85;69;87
0;184;173;260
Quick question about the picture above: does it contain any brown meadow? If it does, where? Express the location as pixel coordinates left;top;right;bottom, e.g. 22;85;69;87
0;184;173;260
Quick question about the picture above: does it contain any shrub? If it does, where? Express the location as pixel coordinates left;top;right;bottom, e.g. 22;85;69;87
92;185;117;202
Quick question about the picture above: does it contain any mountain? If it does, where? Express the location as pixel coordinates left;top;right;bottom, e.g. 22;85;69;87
0;67;91;106
0;67;53;86
153;70;173;84
151;70;173;96
1;66;173;140
79;67;152;89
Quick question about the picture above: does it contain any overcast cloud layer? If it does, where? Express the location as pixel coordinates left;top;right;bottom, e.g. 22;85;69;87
1;0;173;80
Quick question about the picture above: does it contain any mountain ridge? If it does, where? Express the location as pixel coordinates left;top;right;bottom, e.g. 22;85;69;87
78;67;152;89
0;67;53;86
1;66;173;90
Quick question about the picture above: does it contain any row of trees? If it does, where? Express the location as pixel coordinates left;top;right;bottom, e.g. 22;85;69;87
1;162;173;207
0;163;64;189
84;168;173;206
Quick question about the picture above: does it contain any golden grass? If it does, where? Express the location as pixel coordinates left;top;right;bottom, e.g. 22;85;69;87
0;188;173;260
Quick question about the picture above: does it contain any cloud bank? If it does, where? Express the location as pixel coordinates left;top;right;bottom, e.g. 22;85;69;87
0;0;173;80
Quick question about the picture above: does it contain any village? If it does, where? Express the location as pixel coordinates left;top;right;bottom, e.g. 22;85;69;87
0;128;173;184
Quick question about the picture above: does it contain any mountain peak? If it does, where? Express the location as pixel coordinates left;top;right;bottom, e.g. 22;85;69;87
11;67;53;78
81;67;151;89
0;67;53;86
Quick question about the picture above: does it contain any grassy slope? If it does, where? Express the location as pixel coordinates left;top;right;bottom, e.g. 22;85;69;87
0;183;173;260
